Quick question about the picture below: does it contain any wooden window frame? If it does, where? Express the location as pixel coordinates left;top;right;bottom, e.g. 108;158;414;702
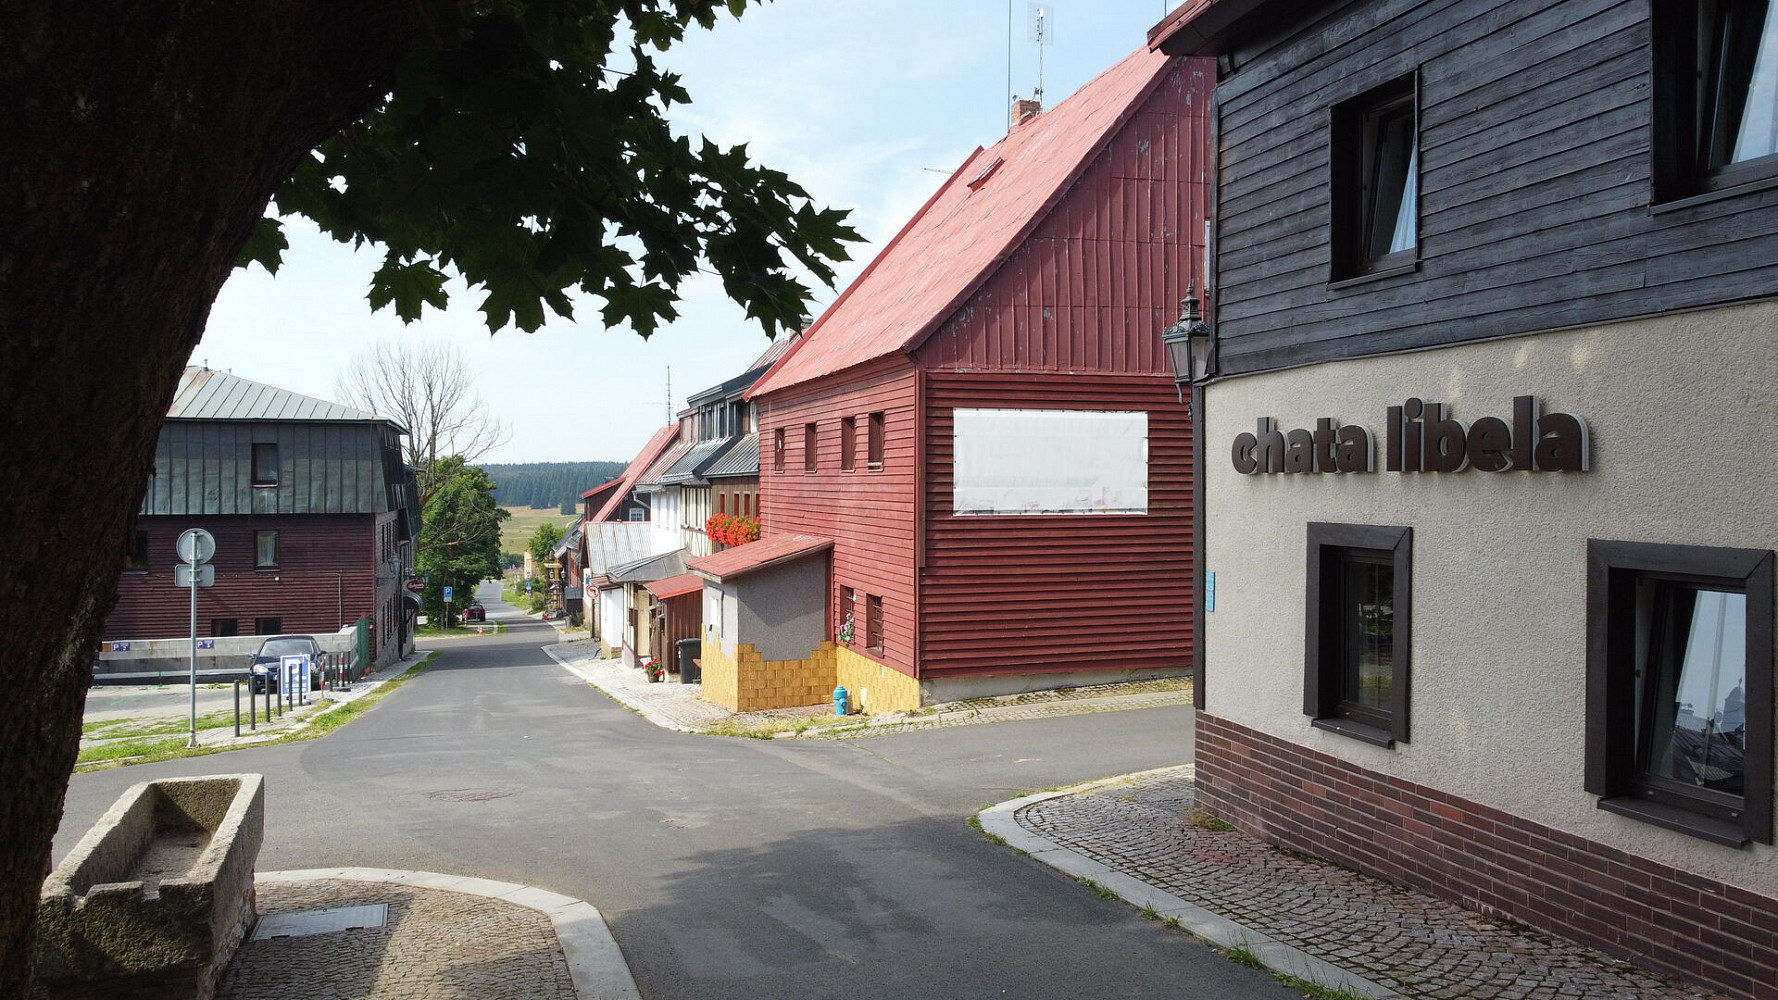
1305;522;1412;748
255;616;282;636
251;443;280;487
866;594;884;655
772;428;786;473
839;586;855;643
868;412;885;471
255;529;280;569
1651;0;1778;204
1329;73;1420;283
1585;539;1774;846
841;416;857;472
803;422;818;475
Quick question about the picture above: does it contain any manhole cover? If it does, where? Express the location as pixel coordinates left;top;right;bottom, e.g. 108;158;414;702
252;904;388;940
427;788;514;802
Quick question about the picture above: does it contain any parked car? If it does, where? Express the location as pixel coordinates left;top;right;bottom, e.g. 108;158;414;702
249;634;324;693
462;603;486;623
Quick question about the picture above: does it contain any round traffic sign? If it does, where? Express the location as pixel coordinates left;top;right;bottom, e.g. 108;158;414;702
176;528;216;565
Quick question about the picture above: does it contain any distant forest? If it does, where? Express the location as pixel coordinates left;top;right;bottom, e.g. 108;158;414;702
483;461;626;510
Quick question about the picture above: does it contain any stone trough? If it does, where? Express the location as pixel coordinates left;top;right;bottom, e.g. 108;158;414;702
36;774;264;1000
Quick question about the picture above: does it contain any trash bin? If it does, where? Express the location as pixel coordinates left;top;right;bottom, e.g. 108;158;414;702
676;637;701;684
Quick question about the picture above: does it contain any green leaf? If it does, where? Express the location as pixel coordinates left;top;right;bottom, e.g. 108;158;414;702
368;259;451;323
234;216;288;274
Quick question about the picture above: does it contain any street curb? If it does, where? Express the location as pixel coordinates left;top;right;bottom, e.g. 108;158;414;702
257;868;640;1000
541;644;702;734
977;773;1402;1000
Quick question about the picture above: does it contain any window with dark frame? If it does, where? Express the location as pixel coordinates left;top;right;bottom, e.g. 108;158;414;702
866;595;884;655
1585;539;1773;846
251;443;280;486
841;416;857;472
124;531;149;573
804;422;818;474
255;530;279;568
212;618;238;637
868;412;885;470
1653;0;1778;200
255;617;282;636
773;428;786;473
840;586;855;641
1305;523;1412;747
1330;75;1418;281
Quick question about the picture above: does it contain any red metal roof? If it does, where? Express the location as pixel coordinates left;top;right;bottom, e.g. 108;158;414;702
591;424;679;521
580;477;623;501
645;573;704;600
748;45;1174;398
686;535;833;582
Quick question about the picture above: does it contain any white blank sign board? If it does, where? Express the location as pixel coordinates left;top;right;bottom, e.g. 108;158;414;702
952;408;1148;515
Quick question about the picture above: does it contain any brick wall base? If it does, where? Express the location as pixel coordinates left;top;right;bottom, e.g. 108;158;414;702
1195;713;1778;1000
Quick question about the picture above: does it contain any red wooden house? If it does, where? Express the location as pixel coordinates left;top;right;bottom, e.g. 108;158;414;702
718;45;1212;712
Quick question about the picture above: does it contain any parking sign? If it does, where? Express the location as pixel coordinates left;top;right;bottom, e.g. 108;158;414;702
443;586;454;601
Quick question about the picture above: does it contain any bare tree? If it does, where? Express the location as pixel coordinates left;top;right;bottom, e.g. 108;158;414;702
335;339;509;504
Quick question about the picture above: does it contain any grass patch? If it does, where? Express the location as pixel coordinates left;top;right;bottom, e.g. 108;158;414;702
701;714;849;740
1272;973;1364;1000
415;621;501;638
1161;915;1181;929
84;709;241;742
1077;877;1119;901
1226;944;1263;969
1189;807;1238;833
74;653;439;771
1140;905;1159;920
499;506;576;556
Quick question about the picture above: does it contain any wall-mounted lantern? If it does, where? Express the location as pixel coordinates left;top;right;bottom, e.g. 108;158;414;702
1162;284;1213;410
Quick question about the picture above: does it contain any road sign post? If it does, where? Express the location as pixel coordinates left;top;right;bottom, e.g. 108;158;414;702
443;585;454;628
176;528;215;748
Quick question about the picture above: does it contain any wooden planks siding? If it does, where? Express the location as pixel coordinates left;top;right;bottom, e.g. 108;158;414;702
757;358;920;675
142;420;399;516
919;373;1194;679
1210;0;1778;375
104;513;378;641
920;59;1215;374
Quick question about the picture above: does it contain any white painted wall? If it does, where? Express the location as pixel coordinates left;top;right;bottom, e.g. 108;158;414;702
650;488;682;556
599;588;624;650
1202;300;1778;896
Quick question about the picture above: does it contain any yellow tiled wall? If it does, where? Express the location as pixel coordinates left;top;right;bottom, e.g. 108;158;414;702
836;645;922;713
699;640;838;712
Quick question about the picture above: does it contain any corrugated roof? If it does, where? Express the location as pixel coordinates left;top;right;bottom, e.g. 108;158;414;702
656;436;733;486
591;424;680;521
167;367;386;424
703;433;760;480
687;535;833;582
645;573;705;600
608;549;687;584
634;436;696;492
748;46;1173;398
583;522;655;575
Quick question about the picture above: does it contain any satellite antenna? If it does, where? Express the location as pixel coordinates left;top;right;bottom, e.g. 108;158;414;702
1027;3;1055;106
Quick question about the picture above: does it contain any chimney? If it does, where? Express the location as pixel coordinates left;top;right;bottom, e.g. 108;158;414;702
1010;97;1042;128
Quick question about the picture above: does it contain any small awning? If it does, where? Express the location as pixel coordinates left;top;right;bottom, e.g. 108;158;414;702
687;535;833;582
587;574;618;590
645;574;704;600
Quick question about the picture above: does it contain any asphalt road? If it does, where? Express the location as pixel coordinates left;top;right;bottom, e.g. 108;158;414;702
56;587;1287;999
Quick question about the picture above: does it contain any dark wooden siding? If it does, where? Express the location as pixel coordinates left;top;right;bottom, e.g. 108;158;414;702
104;513;377;641
757;358;919;675
919;373;1194;679
143;420;400;516
919;58;1216;373
1211;0;1778;375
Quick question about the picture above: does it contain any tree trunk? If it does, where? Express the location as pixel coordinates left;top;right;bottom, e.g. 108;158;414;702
0;4;413;993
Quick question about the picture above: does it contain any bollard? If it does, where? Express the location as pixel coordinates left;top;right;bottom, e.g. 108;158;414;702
249;678;256;731
233;680;241;738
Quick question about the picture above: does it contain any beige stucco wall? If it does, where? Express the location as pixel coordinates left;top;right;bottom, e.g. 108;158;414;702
1203;299;1778;896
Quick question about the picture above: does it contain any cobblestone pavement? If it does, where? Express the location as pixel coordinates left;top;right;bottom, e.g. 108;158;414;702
1015;766;1729;1000
544;638;1193;737
219;879;576;1000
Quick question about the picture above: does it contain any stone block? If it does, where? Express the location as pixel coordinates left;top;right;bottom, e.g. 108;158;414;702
36;774;265;1000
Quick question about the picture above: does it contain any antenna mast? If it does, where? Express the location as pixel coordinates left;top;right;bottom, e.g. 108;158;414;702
1027;4;1054;106
665;367;671;424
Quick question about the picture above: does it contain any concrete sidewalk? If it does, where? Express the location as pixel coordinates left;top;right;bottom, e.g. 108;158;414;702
982;766;1728;1000
543;637;1195;738
219;869;637;1000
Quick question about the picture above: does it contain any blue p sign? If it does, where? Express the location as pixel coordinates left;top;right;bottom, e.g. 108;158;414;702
443;586;454;601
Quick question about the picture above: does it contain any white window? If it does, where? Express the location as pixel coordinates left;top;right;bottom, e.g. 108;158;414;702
952;409;1148;515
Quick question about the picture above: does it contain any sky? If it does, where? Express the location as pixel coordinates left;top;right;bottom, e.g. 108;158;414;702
196;1;1182;464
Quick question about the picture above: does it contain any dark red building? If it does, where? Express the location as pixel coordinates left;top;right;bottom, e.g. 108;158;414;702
104;368;418;667
739;45;1213;711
